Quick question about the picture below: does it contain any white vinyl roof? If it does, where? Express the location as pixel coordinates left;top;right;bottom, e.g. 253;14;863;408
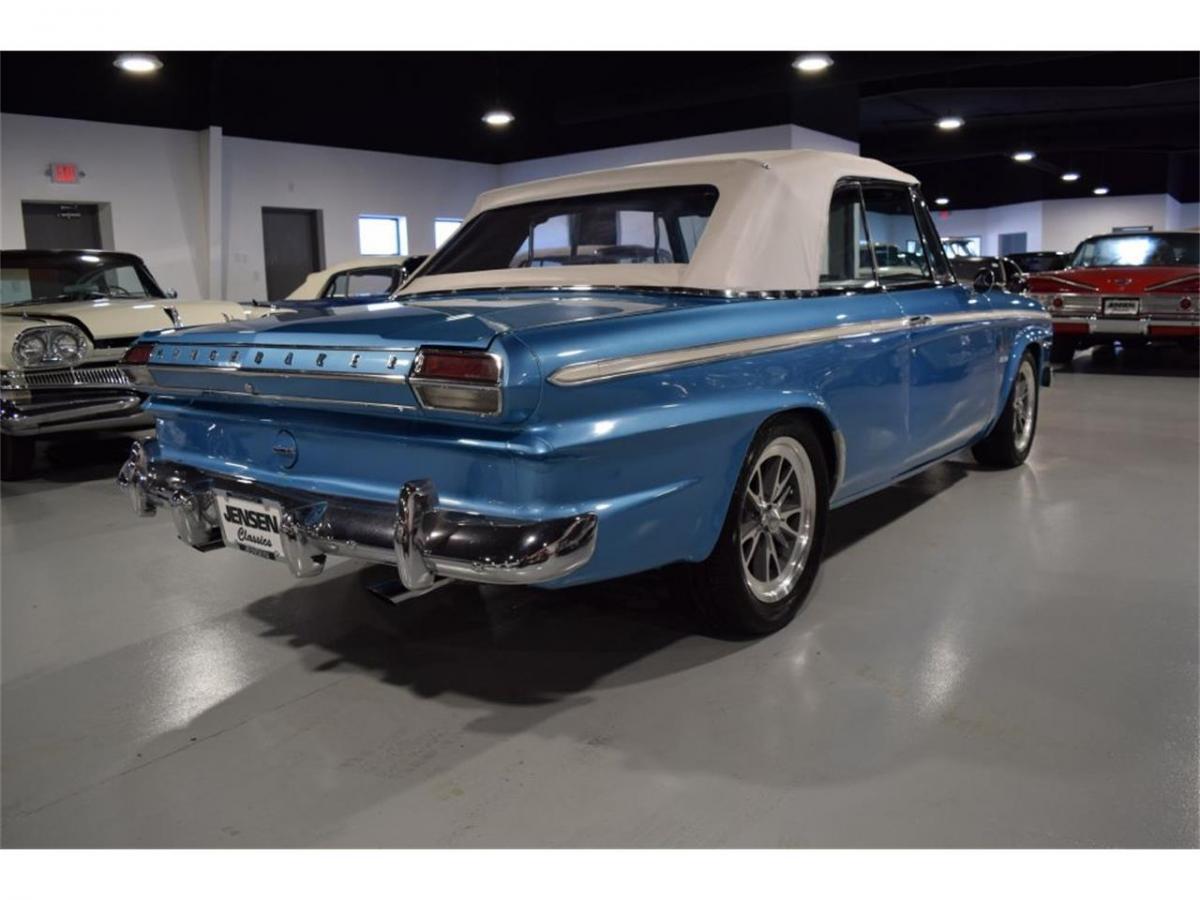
402;150;918;295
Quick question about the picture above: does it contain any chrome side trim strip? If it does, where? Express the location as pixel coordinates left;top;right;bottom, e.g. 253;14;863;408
549;308;1049;386
147;364;410;384
549;316;909;386
1144;274;1199;293
150;385;419;413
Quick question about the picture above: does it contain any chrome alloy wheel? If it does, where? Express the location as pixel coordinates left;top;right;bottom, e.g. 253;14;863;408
1012;358;1037;454
738;436;817;604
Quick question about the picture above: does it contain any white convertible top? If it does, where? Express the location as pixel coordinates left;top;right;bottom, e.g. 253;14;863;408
402;150;918;295
288;255;412;300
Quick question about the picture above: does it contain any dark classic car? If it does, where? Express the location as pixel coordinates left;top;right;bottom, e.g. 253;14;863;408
1027;231;1199;363
947;255;1028;294
1;249;256;479
1008;251;1071;273
117;151;1051;636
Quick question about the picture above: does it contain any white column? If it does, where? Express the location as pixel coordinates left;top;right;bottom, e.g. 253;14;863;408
201;125;224;298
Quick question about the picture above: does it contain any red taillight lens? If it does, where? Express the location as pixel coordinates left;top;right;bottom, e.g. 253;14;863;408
1052;297;1063;308
413;349;500;384
1181;298;1193;310
122;343;155;365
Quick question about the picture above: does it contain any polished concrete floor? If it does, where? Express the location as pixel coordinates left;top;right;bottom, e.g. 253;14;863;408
2;347;1197;848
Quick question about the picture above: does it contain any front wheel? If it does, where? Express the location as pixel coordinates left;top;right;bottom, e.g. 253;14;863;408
972;352;1039;469
690;418;829;636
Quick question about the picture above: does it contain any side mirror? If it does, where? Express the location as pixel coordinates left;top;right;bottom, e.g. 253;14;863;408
1009;274;1028;294
972;267;996;294
166;289;179;299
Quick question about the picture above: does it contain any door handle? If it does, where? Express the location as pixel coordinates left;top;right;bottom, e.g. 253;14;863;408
906;314;935;328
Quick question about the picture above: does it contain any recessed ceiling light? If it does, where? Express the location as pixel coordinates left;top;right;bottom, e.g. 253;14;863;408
792;53;833;73
113;53;162;74
936;117;964;131
482;110;515;127
1012;151;1036;162
934;197;950;206
1093;186;1110;195
1061;172;1081;182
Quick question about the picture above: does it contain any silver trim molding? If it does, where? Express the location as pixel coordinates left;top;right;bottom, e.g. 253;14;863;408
549;308;1049;386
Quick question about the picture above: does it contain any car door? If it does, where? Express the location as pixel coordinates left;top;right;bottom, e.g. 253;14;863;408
860;183;999;470
817;182;909;501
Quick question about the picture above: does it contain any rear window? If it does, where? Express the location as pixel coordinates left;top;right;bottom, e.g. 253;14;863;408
422;186;719;276
1071;233;1199;268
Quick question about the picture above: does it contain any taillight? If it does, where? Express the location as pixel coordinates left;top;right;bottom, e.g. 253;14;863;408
413;349;500;383
121;342;155;385
121;342;155;365
1052;297;1063;308
1182;298;1193;311
410;348;501;415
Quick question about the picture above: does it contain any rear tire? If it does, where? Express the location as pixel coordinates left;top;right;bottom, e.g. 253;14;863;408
690;417;830;636
972;352;1038;469
1;434;35;480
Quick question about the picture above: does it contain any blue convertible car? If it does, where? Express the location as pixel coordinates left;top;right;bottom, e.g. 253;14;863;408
118;151;1051;634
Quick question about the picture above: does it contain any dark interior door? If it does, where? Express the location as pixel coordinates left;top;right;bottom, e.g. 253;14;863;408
263;207;323;301
22;202;102;249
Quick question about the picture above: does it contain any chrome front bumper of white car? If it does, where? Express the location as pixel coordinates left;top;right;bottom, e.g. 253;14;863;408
117;440;599;591
1;365;153;437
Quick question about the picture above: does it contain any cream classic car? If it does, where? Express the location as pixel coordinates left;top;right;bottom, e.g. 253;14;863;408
1;249;258;479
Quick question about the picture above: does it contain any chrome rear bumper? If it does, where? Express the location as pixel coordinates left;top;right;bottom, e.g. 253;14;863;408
117;440;598;590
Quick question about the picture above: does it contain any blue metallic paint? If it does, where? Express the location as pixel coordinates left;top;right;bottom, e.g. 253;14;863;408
139;285;1050;587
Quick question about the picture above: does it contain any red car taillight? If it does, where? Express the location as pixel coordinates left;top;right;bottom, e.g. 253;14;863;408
410;348;502;415
120;342;155;385
121;343;155;365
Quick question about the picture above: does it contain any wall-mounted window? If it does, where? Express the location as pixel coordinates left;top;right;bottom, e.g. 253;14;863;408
435;218;463;249
358;215;408;256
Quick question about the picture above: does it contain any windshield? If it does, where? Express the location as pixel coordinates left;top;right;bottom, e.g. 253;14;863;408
0;255;164;306
1071;233;1199;268
422;186;719;276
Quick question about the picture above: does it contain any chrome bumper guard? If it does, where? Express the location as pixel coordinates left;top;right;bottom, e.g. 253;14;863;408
117;440;598;590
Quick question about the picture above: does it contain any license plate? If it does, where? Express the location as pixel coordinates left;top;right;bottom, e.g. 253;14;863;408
1103;297;1140;316
214;492;286;561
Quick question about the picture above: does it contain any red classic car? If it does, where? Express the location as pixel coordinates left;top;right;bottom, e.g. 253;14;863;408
1027;231;1199;364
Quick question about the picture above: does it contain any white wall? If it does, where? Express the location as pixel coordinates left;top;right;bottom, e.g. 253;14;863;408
221;137;496;302
937;194;1194;255
1;113;210;298
1165;197;1199;231
498;124;858;185
5;111;1192;300
936;202;1041;256
1041;194;1176;252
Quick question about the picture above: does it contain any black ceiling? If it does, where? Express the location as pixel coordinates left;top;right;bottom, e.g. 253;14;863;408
2;51;1196;207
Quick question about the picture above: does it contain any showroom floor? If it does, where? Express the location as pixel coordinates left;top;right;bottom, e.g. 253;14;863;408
2;350;1197;848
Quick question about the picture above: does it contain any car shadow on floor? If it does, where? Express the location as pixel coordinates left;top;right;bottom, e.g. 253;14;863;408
0;431;147;496
1063;344;1199;378
240;459;973;710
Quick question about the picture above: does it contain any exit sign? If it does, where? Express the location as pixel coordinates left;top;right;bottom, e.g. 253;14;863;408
48;163;82;184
